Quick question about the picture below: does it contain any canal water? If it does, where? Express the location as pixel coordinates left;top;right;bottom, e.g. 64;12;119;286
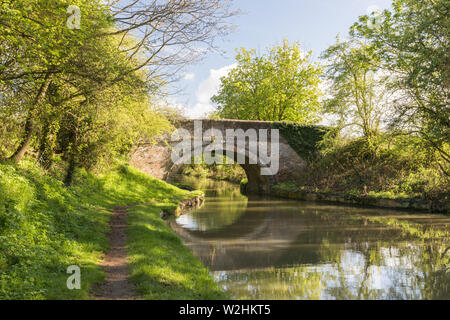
168;176;450;300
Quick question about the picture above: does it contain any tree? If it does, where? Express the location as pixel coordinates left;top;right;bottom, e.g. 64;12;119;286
212;40;323;123
42;32;171;185
104;0;236;82
0;0;113;163
350;0;450;163
321;38;389;141
56;84;171;186
0;0;237;164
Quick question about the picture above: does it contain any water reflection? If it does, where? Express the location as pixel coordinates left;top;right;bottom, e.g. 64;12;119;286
172;176;248;231
169;176;450;300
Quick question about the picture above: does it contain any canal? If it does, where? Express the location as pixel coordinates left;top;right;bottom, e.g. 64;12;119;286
168;176;450;300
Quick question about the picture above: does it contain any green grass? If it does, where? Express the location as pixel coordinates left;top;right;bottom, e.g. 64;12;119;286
271;182;300;193
0;159;223;299
127;204;228;299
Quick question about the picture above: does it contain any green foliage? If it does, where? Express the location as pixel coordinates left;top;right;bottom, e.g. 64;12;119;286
181;155;246;184
0;159;216;299
212;40;323;122
127;204;228;299
0;160;109;299
56;88;172;174
0;0;189;178
0;0;112;79
271;182;299;193
291;133;449;205
313;0;449;199
273;122;330;159
350;0;450;159
213;163;246;183
396;167;449;200
321;38;387;140
182;165;210;178
367;190;409;199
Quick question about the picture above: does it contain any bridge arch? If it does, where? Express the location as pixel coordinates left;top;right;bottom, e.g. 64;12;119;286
166;143;274;194
130;119;318;195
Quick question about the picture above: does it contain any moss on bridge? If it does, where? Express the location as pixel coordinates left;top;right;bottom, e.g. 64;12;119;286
272;122;331;159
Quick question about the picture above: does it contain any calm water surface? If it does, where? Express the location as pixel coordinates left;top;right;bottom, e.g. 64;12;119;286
168;176;450;300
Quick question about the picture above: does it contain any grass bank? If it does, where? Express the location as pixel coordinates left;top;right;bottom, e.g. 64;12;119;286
127;205;227;299
0;159;224;299
272;133;449;213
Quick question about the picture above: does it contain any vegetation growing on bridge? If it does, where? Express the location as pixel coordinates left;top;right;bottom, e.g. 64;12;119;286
272;122;330;160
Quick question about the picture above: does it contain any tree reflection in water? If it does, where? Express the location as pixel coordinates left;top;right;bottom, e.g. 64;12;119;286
170;177;450;300
213;242;449;300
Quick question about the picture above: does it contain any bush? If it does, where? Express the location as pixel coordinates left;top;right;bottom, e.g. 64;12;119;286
181;155;246;184
398;167;449;200
290;133;449;202
271;182;299;193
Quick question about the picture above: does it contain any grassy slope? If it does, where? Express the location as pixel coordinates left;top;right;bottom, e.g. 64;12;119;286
0;160;224;300
275;135;449;210
127;205;227;299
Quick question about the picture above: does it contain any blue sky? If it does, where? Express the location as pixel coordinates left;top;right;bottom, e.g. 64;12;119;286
174;0;393;118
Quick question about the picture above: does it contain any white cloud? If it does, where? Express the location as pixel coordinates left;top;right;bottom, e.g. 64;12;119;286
183;73;195;81
186;63;237;119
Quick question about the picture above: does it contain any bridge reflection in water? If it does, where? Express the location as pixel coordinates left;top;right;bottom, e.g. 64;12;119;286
168;176;450;300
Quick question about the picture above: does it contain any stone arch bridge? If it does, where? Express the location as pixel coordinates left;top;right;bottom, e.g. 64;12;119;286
131;119;325;195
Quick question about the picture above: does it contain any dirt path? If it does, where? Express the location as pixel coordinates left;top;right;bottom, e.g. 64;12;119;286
93;206;139;300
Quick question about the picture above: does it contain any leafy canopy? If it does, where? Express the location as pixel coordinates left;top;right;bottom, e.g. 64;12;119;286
350;0;450;157
321;38;389;140
212;40;323;123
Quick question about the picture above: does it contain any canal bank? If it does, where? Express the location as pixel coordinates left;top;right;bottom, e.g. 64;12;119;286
126;203;228;299
0;160;225;300
240;180;449;214
270;188;449;214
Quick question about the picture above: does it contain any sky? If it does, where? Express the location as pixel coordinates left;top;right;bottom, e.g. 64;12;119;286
173;0;393;118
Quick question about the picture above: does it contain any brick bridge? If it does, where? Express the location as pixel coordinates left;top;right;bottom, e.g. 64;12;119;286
131;119;312;194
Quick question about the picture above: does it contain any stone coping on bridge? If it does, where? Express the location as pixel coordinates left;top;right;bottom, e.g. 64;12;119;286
181;119;275;124
179;119;330;128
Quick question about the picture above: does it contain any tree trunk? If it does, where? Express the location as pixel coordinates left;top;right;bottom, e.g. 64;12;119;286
38;119;56;170
8;73;53;163
64;114;79;187
64;155;76;187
